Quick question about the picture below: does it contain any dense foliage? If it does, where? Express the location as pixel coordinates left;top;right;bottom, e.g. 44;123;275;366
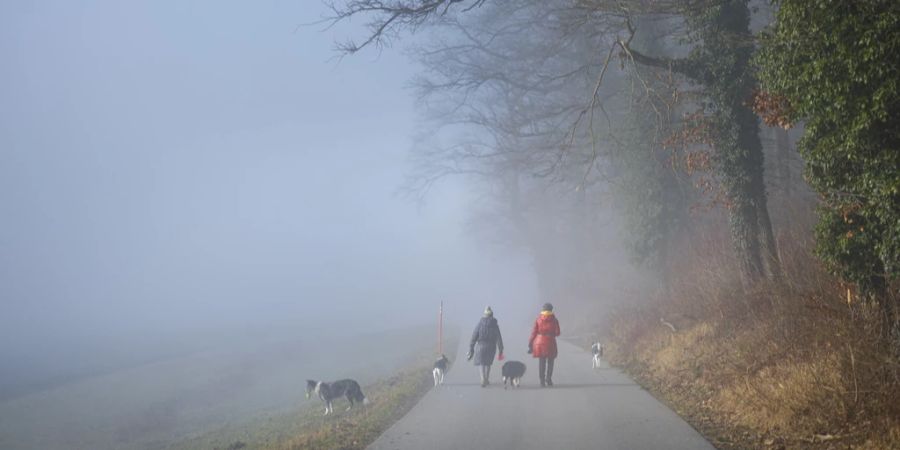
756;0;900;294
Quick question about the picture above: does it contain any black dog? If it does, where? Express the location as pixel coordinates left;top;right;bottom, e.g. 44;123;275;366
501;361;526;389
306;379;368;415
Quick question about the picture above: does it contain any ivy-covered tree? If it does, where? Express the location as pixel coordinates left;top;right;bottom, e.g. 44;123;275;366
756;0;900;299
619;0;783;284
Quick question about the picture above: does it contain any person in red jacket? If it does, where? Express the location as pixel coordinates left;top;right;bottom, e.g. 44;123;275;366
528;302;561;387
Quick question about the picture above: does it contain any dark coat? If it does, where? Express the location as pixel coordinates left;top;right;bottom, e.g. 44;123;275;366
469;316;503;366
529;313;561;358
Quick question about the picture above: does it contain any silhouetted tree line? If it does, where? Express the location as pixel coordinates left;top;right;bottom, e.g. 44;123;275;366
327;0;899;325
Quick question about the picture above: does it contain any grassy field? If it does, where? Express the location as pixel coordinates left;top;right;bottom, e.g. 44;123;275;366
0;326;446;450
171;348;448;450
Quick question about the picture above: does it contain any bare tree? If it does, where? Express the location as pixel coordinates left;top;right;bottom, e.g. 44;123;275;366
325;0;487;53
328;0;784;285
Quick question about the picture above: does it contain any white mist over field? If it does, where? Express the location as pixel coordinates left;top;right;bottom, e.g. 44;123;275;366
0;0;538;402
0;1;645;449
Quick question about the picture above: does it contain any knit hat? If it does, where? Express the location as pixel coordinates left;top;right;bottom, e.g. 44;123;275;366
484;306;493;316
541;302;553;312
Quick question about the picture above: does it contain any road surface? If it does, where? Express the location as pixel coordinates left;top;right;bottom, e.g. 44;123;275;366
368;328;715;450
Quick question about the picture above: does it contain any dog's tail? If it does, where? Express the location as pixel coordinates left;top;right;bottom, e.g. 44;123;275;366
362;396;370;406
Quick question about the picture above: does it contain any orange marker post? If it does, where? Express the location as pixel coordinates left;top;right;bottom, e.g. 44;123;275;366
438;301;443;355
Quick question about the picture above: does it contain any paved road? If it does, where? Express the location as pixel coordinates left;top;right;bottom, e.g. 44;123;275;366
369;328;715;450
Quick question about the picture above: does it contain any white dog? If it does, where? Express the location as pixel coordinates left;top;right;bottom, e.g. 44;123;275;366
432;354;449;386
591;342;604;369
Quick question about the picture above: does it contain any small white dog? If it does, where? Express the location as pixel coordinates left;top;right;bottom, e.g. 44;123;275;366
591;342;604;369
432;354;449;386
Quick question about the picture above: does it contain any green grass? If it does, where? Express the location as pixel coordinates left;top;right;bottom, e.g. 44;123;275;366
171;340;456;450
279;361;434;450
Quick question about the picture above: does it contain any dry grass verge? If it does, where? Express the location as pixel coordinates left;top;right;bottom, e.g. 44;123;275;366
600;232;900;449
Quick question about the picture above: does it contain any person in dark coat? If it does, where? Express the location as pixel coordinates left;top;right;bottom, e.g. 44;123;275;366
467;306;504;387
528;302;561;387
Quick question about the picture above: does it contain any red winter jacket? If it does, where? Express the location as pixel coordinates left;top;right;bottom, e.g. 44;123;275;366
529;312;561;358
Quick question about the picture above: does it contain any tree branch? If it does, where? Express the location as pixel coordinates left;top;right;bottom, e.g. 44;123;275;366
617;39;701;81
326;0;487;54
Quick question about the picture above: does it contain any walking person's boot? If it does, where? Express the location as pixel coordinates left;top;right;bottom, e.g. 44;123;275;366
546;358;555;387
538;357;546;387
480;365;488;387
485;365;491;386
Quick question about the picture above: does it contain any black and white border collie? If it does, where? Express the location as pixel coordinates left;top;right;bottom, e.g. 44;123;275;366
591;342;604;369
305;379;368;415
501;361;526;389
432;354;449;386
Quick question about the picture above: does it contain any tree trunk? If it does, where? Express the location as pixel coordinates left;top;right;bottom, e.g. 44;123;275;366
739;105;784;281
775;128;792;197
720;0;781;285
728;192;766;285
756;194;783;280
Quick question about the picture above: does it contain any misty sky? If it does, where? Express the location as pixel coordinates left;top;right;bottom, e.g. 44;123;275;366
0;0;536;379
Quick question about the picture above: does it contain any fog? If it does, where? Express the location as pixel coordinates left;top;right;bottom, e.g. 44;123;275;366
0;0;545;403
0;2;672;449
3;1;890;448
